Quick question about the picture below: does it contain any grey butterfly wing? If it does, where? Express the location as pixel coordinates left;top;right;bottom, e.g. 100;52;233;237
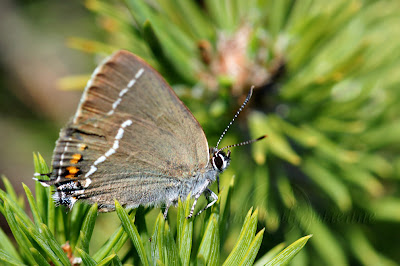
50;50;210;210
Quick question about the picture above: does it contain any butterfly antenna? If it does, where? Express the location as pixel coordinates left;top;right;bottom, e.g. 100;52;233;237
216;86;254;148
218;135;267;152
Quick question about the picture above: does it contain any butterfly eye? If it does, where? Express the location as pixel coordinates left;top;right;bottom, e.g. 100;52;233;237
212;151;230;172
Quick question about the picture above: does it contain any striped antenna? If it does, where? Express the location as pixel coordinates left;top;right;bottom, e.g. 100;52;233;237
216;86;254;148
218;135;267;152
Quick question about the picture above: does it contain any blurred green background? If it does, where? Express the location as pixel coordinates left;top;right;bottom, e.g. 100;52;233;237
1;0;400;265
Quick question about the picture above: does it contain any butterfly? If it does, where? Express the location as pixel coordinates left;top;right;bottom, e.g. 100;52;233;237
35;50;264;218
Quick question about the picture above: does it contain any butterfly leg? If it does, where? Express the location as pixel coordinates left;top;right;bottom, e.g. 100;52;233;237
187;193;202;219
186;188;218;219
163;204;171;220
193;189;218;217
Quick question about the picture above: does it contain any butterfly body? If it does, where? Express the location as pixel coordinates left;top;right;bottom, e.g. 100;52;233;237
37;50;232;217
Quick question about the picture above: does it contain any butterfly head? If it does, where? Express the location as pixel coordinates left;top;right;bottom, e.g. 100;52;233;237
210;133;266;172
210;148;231;172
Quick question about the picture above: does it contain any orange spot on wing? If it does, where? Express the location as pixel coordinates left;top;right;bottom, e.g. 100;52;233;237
65;174;75;179
70;153;82;164
66;166;79;175
73;154;82;160
79;144;87;151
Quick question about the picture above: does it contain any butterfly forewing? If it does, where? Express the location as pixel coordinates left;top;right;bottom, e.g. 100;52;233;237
50;51;209;210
